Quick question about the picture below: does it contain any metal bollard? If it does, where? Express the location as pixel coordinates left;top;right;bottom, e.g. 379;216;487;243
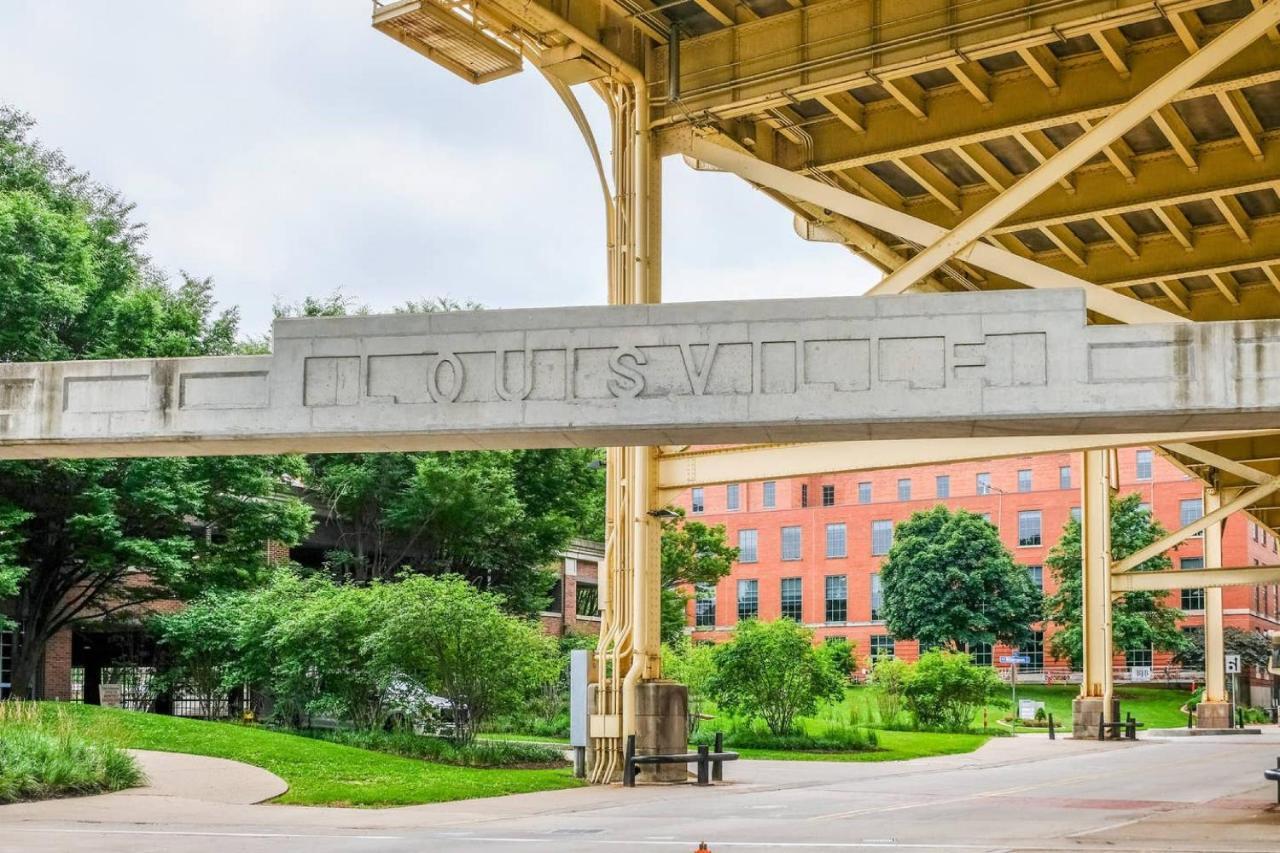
713;732;724;782
1047;712;1055;740
696;745;710;786
623;734;637;787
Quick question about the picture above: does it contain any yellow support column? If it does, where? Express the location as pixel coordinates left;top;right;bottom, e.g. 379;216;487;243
1074;449;1114;737
1196;488;1232;729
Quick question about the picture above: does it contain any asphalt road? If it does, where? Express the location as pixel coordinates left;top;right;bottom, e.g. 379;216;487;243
3;732;1278;853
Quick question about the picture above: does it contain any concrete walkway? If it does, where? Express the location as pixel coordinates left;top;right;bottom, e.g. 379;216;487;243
125;749;288;804
2;733;1278;852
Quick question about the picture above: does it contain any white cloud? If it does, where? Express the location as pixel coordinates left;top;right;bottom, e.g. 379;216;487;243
1;0;881;336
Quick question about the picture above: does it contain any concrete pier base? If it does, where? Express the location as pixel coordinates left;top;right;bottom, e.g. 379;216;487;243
1072;697;1105;739
635;680;689;783
1195;700;1232;730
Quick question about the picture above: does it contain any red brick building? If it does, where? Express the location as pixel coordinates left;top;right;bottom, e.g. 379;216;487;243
539;539;604;637
678;447;1279;704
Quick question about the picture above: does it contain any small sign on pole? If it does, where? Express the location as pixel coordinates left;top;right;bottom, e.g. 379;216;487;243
1000;655;1030;665
1225;654;1242;674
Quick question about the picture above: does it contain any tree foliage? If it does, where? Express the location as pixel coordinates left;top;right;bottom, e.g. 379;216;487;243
1173;626;1272;672
705;619;845;735
1044;493;1187;667
880;506;1041;650
0;108;312;698
658;507;737;643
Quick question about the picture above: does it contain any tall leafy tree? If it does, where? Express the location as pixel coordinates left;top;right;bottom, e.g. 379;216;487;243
1044;493;1187;667
658;508;737;643
1172;626;1271;672
0;107;312;697
880;506;1041;651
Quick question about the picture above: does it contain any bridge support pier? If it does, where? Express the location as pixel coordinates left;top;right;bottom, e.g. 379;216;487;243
1074;448;1115;738
1196;488;1232;729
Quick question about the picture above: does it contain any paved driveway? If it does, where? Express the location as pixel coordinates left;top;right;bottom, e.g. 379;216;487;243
2;732;1278;852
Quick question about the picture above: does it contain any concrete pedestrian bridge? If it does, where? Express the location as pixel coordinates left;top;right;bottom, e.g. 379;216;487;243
3;289;1280;459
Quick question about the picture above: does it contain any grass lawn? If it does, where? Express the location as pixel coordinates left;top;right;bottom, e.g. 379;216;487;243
723;729;991;762
41;703;583;808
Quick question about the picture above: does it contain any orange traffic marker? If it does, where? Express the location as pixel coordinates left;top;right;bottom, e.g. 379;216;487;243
695;843;712;853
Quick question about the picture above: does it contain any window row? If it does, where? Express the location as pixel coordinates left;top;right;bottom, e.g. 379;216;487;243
696;574;887;626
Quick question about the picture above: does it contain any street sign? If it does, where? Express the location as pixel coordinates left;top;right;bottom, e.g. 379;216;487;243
1130;666;1152;682
1225;654;1242;674
1000;655;1030;665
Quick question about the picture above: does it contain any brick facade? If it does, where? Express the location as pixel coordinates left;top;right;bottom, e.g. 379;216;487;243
679;447;1280;693
539;539;605;637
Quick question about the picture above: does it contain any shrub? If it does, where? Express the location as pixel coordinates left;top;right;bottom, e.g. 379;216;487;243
692;723;877;753
0;702;143;803
870;657;910;726
705;619;846;735
903;651;1004;731
663;639;717;734
816;638;858;683
298;727;567;768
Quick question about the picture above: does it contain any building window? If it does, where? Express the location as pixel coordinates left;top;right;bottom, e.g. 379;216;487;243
1024;630;1044;671
979;512;993;526
976;472;991;495
1070;506;1081;523
1125;645;1153;669
1179;498;1203;536
737;579;759;621
781;526;803;561
870;573;884;620
781;577;803;621
897;479;911;501
576;582;600;617
1059;466;1071;490
1017;469;1032;492
871;520;893;556
1017;510;1042;547
726;483;740;511
1180;557;1205;610
936;475;950;498
0;629;14;699
738;529;758;563
1138;501;1151;515
1135;449;1153;481
762;481;776;508
858;481;871;504
966;642;993;667
825;522;847;558
691;487;705;514
870;635;895;660
1027;565;1043;591
800;484;809;508
695;583;716;628
822;484;835;507
824;575;848;623
545;578;564;614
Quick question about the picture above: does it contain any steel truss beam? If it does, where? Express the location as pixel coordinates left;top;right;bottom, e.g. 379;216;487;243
655;430;1275;496
1111;564;1280;592
683;134;1182;323
870;2;1280;296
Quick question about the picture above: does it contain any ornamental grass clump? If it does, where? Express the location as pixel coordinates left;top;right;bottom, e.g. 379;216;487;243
0;701;143;803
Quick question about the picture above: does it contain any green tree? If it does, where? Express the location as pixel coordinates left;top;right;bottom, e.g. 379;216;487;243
151;591;245;718
1044;493;1187;667
367;574;558;743
662;638;717;733
705;619;845;735
880;506;1041;651
903;651;1004;731
869;657;910;726
0;109;314;698
1173;626;1272;672
658;507;737;643
815;637;857;683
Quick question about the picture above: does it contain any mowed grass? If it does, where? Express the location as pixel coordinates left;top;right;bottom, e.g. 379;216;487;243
723;729;991;762
39;703;583;808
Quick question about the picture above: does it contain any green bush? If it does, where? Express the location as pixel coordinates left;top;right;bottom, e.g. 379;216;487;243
904;651;1005;731
483;711;570;739
870;657;910;726
0;702;143;803
692;723;877;753
296;727;567;768
705;619;845;735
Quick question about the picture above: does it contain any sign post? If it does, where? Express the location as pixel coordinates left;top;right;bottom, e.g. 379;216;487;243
1001;653;1031;717
1225;654;1241;728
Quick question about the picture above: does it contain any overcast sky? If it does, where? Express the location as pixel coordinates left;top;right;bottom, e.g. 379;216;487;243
2;0;878;336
